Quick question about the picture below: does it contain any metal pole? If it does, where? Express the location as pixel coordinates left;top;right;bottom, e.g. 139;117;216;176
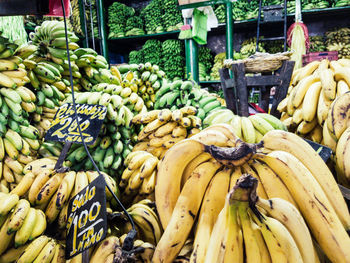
225;1;233;60
184;18;199;82
256;0;263;52
78;0;89;48
95;0;109;61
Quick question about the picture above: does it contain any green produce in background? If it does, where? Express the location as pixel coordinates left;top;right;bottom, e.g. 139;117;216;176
309;36;326;52
161;40;185;80
210;52;226;80
108;2;135;38
326;27;350;58
143;40;163;66
161;0;184;32
141;0;164;34
0;16;27;46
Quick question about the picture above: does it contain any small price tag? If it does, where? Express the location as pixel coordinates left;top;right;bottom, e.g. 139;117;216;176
45;103;107;145
65;175;107;259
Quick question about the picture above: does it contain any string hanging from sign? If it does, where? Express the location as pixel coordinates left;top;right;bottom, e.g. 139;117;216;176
59;0;137;254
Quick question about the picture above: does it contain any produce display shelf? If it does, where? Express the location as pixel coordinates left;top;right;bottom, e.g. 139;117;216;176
199;80;221;85
231;6;350;27
178;0;232;10
108;30;181;41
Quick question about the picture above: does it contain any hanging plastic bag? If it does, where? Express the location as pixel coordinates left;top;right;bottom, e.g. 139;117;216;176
192;8;208;45
46;0;71;17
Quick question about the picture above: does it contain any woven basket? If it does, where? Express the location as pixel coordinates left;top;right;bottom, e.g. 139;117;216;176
224;52;292;73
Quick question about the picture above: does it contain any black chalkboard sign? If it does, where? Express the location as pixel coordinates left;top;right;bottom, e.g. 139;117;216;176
304;139;333;163
45;103;106;145
65;175;107;259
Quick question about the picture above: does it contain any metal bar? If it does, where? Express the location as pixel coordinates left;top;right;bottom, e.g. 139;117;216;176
54;142;72;172
256;0;263;52
184;18;199;83
225;1;233;60
94;0;103;52
87;0;95;50
95;0;109;60
78;0;89;48
82;250;89;263
284;0;287;51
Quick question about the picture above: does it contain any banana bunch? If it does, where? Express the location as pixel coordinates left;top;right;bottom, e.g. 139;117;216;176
90;83;147;115
325;28;350;59
131;107;202;160
0;33;20;60
0;193;47;255
63;86;146;174
38;141;63;159
154;79;225;120
74;48;114;90
278;59;350;149
201;174;318;263
119;151;159;203
240;37;266;58
29;21;79;51
70;0;83;36
34;106;59;139
118;234;155;263
15;161;118;227
326;91;350;186
209;52;226;80
0;38;33;89
309;35;326;52
125;200;163;246
152;125;350;262
64;129;133;175
115;62;167;109
204;109;287;143
11;236;64;263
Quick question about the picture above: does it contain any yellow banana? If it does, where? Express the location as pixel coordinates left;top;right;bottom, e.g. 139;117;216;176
139;156;158;179
17;235;50;263
261;130;350;229
15;207;37;247
0;193;19;216
0;216;15;255
172;126;187;138
251;160;297;207
255;151;350;263
140;170;156;194
28;169;52;205
33;239;56;263
7;199;30;234
238;202;263;263
153;161;221;263
190;167;230;263
257;197;316;263
181;152;212;188
90;236;119;263
155;139;206;228
35;173;64;205
262;215;303;263
29;209;46;240
154;122;177;137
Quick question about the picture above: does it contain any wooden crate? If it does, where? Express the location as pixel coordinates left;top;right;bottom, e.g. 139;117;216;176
302;51;338;66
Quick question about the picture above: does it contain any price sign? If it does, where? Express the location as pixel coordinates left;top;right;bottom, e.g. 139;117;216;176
66;175;107;259
45;103;107;145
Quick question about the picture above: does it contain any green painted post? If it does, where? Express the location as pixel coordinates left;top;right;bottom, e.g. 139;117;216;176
226;1;233;60
95;0;109;61
78;0;88;48
184;18;199;82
